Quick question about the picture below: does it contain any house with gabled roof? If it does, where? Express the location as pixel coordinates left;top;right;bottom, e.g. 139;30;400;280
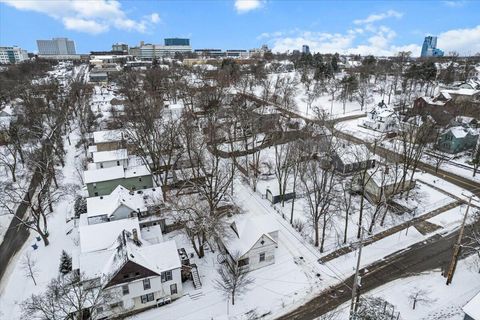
362;101;399;133
84;165;153;197
85;185;164;227
437;126;479;154
220;215;279;272
76;218;182;318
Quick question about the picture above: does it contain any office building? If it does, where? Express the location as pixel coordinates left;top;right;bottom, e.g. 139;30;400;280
165;38;190;46
37;38;76;55
131;39;191;60
421;36;444;57
112;43;129;53
302;45;310;54
0;46;28;64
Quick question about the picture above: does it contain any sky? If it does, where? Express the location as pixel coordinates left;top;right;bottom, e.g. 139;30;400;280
1;0;479;56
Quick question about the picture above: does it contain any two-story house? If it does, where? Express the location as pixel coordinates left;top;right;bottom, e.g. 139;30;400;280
437;126;479;154
362;101;399;133
76;218;182;318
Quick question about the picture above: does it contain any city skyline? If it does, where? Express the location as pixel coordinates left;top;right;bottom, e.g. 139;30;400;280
1;0;480;56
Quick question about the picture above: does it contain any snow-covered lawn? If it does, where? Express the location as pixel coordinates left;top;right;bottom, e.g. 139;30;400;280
0;131;81;319
332;255;480;320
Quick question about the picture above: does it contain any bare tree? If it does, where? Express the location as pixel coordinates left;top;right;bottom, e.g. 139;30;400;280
21;273;119;320
0;143;20;182
21;251;39;286
408;288;432;310
213;253;254;306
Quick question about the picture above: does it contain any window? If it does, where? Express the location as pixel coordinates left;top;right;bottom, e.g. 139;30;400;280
139;177;142;182
170;283;178;295
161;270;173;282
94;192;99;197
122;284;129;295
110;301;123;309
140;293;154;304
259;252;265;262
100;163;104;168
117;160;120;166
143;278;151;290
238;258;249;267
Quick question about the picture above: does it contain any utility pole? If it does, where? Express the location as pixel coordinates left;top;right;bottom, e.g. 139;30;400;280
350;228;364;319
446;195;473;285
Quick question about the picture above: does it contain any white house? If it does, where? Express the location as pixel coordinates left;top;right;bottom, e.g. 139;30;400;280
357;165;415;203
221;215;279;272
93;148;129;169
85;185;165;231
76;218;182;318
362;101;399;133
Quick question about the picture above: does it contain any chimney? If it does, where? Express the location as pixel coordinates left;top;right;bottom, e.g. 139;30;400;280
132;228;139;243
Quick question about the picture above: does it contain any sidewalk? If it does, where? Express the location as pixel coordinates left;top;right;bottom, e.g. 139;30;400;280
319;199;462;263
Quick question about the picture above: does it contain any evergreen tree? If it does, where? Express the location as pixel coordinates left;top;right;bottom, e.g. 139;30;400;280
59;250;72;275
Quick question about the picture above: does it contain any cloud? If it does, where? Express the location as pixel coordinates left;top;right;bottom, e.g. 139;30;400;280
353;10;403;25
262;24;422;56
235;0;263;13
438;25;480;55
442;0;467;7
0;0;160;34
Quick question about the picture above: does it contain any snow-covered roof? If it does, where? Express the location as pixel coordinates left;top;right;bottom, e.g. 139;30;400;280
92;148;128;163
84;166;124;184
84;165;151;184
124;165;151;178
224;215;279;257
86;185;163;218
93;129;124;144
367;165;406;187
80;238;180;283
87;145;97;154
442;88;480;96
336;144;372;164
463;291;480;320
447;126;478;139
79;217;141;253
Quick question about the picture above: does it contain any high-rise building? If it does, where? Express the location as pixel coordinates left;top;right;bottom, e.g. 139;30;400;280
302;45;310;54
421;36;444;57
37;37;76;55
112;43;129;53
164;38;190;46
0;46;28;64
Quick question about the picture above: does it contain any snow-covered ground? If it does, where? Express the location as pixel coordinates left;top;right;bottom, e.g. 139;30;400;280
331;255;480;320
0;129;82;319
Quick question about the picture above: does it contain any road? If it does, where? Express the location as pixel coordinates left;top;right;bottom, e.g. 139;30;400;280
278;224;479;320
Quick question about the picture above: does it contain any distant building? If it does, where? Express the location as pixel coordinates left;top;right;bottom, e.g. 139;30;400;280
302;45;310;54
194;49;225;57
421;36;444;57
0;46;28;64
112;43;129;53
130;40;192;60
164;38;190;46
37;37;76;55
